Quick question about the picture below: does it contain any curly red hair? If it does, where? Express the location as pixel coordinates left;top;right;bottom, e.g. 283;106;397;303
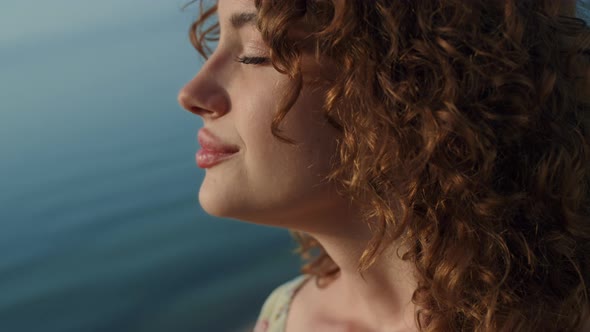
187;1;590;330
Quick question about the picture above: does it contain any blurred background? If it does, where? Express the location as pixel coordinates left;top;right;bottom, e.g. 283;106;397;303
0;1;300;331
2;1;590;332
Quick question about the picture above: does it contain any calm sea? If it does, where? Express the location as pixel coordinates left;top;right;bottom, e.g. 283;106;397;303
0;3;299;332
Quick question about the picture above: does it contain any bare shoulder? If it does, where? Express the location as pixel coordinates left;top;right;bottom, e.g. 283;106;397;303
284;275;317;332
285;275;339;332
285;277;358;332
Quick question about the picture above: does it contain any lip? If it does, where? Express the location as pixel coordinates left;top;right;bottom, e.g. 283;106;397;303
196;128;240;168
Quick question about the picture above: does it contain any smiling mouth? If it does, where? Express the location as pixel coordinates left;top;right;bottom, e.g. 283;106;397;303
196;128;240;169
195;149;238;168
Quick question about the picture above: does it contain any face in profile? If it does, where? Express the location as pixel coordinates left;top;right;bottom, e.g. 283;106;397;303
178;0;346;229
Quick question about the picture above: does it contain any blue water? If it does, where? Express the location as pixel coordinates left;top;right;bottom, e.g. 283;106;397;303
0;3;299;332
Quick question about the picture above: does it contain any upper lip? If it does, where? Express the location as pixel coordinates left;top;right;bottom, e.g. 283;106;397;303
198;128;240;153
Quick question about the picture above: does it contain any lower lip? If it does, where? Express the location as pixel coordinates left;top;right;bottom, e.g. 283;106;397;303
196;149;238;168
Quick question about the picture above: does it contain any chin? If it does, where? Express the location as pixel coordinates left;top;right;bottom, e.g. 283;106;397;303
198;187;231;218
197;187;280;227
197;186;252;220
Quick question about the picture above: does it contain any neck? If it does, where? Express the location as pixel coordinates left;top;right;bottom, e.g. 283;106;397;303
303;200;418;331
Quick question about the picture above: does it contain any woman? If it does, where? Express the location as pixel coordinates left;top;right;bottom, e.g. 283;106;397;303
178;0;590;331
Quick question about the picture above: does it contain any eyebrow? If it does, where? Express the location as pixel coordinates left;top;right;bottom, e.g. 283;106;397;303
230;12;257;29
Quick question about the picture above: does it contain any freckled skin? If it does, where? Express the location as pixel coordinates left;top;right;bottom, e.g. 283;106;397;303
178;0;345;230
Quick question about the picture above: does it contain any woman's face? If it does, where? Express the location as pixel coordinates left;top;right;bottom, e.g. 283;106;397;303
178;0;345;228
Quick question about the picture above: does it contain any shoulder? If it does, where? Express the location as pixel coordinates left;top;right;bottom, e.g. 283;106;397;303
253;275;310;332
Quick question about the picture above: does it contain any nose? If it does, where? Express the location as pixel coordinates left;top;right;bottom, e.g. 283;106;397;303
177;65;230;120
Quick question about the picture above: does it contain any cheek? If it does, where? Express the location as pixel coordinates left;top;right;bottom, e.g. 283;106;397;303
240;85;338;187
199;77;342;225
284;87;340;172
238;97;277;161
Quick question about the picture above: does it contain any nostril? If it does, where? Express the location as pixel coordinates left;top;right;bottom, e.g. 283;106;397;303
177;78;230;119
178;91;209;117
188;106;210;117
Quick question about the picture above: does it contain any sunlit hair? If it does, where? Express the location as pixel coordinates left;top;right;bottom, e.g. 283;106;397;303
187;0;590;330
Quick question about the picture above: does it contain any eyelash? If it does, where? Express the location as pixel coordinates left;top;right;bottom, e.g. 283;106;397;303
234;56;269;65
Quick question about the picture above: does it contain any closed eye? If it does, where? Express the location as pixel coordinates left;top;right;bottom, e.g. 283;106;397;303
234;56;269;65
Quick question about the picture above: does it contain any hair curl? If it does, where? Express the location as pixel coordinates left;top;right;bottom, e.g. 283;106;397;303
188;0;590;330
